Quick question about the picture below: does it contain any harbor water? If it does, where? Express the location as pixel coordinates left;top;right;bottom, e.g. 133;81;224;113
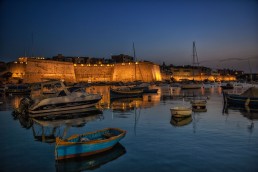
0;85;258;172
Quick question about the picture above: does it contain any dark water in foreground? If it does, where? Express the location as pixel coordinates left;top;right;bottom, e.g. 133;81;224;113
0;86;258;172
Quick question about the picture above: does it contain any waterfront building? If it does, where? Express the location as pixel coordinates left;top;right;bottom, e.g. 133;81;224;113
111;54;134;63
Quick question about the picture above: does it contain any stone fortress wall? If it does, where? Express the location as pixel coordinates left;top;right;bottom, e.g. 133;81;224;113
23;59;76;83
8;59;162;83
112;62;162;82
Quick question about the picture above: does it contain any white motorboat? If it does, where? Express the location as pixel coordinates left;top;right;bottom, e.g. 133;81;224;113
16;81;102;117
170;106;192;118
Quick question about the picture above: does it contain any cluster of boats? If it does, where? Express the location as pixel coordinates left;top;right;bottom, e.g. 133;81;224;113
170;99;207;117
11;80;159;161
7;79;258;160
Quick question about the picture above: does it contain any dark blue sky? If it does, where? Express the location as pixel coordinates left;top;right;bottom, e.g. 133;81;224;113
1;0;258;72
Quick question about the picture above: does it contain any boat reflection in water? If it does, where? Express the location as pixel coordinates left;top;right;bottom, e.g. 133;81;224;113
223;104;258;120
170;116;193;127
111;97;142;113
12;108;104;143
55;143;126;172
223;104;258;133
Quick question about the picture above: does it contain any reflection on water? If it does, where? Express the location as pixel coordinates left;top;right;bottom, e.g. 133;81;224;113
170;116;192;127
86;86;160;110
111;98;142;113
223;104;258;134
0;95;24;111
2;85;258;172
55;143;126;172
223;104;258;120
12;110;103;143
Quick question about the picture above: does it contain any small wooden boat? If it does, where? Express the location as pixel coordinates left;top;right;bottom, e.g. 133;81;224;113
223;87;258;108
110;87;143;99
55;128;126;160
191;100;207;112
170;106;192;118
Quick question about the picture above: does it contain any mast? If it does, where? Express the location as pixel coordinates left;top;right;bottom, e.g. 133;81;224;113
192;41;200;81
133;42;136;81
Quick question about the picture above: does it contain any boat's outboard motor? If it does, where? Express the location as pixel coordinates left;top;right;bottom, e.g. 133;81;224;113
15;97;34;117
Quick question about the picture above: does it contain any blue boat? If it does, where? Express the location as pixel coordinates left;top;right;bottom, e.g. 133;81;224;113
223;87;258;108
55;128;126;160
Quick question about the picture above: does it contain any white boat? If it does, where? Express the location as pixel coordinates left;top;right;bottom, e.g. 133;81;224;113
170;106;192;118
191;100;207;112
16;81;102;117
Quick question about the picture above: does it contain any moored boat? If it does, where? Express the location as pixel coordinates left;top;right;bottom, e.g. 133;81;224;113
223;87;258;108
55;128;126;160
170;106;192;118
16;81;102;117
191;100;207;112
110;87;143;99
130;83;158;94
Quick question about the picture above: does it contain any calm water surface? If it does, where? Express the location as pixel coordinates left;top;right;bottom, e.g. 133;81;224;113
0;86;258;172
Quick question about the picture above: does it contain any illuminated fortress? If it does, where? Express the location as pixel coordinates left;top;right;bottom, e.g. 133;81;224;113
9;58;162;83
6;57;236;83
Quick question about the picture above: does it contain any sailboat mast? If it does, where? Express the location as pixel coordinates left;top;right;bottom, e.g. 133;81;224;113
133;42;136;62
192;41;200;81
193;41;195;67
133;42;136;81
192;41;195;80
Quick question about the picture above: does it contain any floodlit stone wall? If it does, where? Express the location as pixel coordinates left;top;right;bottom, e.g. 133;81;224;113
8;59;162;83
23;59;76;83
8;59;237;83
74;64;114;82
112;62;162;82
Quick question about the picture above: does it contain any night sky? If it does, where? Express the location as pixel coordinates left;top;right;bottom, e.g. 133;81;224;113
1;0;258;72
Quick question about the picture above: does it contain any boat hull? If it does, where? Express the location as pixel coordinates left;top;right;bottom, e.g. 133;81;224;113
224;94;258;108
55;128;126;160
110;88;143;99
191;100;207;112
29;98;101;117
